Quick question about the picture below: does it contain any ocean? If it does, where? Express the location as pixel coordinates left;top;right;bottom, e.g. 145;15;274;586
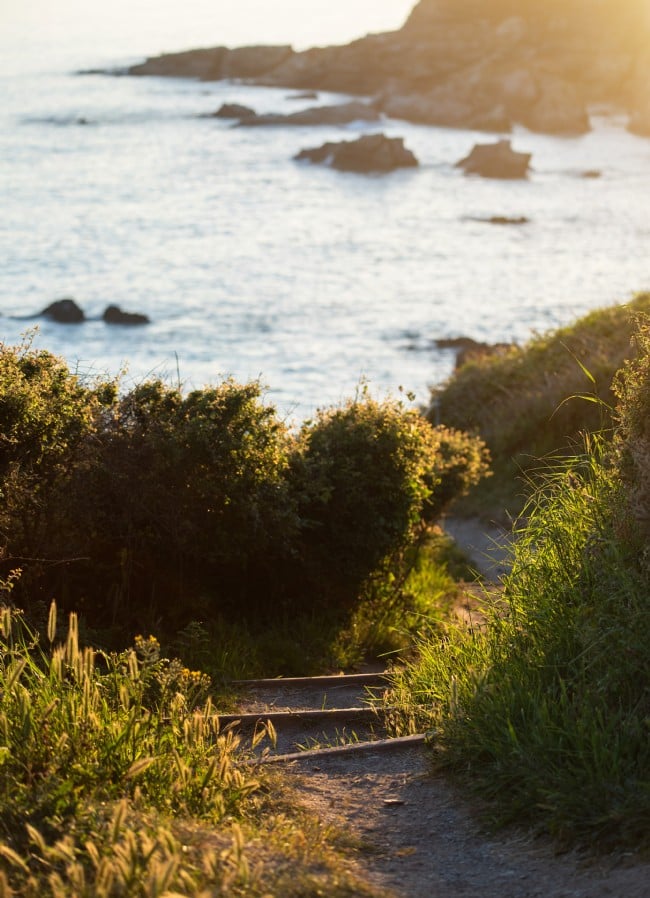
1;0;649;420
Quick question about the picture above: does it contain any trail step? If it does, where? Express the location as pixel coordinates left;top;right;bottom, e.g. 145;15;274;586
254;733;427;764
231;672;389;689
218;706;382;726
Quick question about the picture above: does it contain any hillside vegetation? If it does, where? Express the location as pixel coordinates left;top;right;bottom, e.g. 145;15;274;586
388;309;650;851
428;292;650;518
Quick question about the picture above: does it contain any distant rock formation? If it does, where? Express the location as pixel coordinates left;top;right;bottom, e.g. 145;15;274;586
211;103;256;119
102;305;150;325
123;1;650;137
35;300;150;325
628;101;650;136
456;139;531;178
435;335;515;369
295;133;418;172
40;298;85;323
469;215;530;225
236;101;380;127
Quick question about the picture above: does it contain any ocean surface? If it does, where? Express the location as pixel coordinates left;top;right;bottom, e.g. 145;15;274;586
2;0;649;421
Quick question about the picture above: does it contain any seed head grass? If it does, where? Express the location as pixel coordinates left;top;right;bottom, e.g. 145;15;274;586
0;600;385;896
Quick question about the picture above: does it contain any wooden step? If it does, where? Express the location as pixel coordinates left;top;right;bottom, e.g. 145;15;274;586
254;733;427;764
231;672;389;689
219;706;381;726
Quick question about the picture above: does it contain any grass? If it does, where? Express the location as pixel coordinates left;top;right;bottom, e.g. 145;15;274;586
429;292;650;519
0;599;387;897
384;438;650;851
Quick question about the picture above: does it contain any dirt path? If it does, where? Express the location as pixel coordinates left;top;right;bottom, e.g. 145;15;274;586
290;749;650;898
229;519;649;897
231;671;650;898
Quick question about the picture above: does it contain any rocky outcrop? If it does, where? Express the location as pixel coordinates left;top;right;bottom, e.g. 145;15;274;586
211;103;256;119
295;133;418;172
102;305;150;325
519;78;590;135
435;335;515;369
628;107;650;136
456;139;531;179
40;298;85;323
129;45;293;81
124;1;650;136
237;101;380;127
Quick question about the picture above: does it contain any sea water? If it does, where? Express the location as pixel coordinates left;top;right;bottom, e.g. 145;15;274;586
1;0;649;420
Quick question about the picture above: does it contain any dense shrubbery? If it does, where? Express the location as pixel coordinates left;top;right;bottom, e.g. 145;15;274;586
428;293;650;516
0;340;488;643
387;313;650;851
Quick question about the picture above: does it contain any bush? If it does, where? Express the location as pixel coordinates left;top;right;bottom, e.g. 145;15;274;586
0;337;114;570
62;379;298;629
0;340;489;646
287;393;489;609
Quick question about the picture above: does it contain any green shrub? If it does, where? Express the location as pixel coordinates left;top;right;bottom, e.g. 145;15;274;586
0;337;114;565
0;339;489;649
62;378;298;629
287;393;489;609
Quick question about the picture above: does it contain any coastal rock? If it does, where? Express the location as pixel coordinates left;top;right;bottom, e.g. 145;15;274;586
295;133;418;173
102;305;150;325
435;336;515;370
40;298;85;323
237;100;380;127
123;2;649;135
212;103;256;119
456;139;531;179
129;48;227;80
628;103;650;136
379;84;511;132
129;45;293;82
219;45;294;80
519;78;590;135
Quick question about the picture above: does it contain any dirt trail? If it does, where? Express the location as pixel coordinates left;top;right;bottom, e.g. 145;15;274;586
229;519;650;897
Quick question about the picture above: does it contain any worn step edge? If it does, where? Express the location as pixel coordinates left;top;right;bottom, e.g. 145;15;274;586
252;733;427;764
232;672;389;689
219;707;383;726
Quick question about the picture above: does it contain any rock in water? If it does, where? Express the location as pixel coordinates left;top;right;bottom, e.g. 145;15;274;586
295;133;418;173
237;101;380;127
212;103;256;119
456;139;531;179
40;298;85;323
102;305;150;325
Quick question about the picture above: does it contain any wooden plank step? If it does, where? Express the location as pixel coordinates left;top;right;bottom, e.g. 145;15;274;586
219;706;381;726
232;672;389;689
253;733;427;764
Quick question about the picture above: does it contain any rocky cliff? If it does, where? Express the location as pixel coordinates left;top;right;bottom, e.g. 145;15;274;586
127;0;650;135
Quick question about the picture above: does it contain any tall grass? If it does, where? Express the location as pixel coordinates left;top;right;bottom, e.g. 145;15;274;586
386;440;650;849
0;597;271;895
0;598;388;896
